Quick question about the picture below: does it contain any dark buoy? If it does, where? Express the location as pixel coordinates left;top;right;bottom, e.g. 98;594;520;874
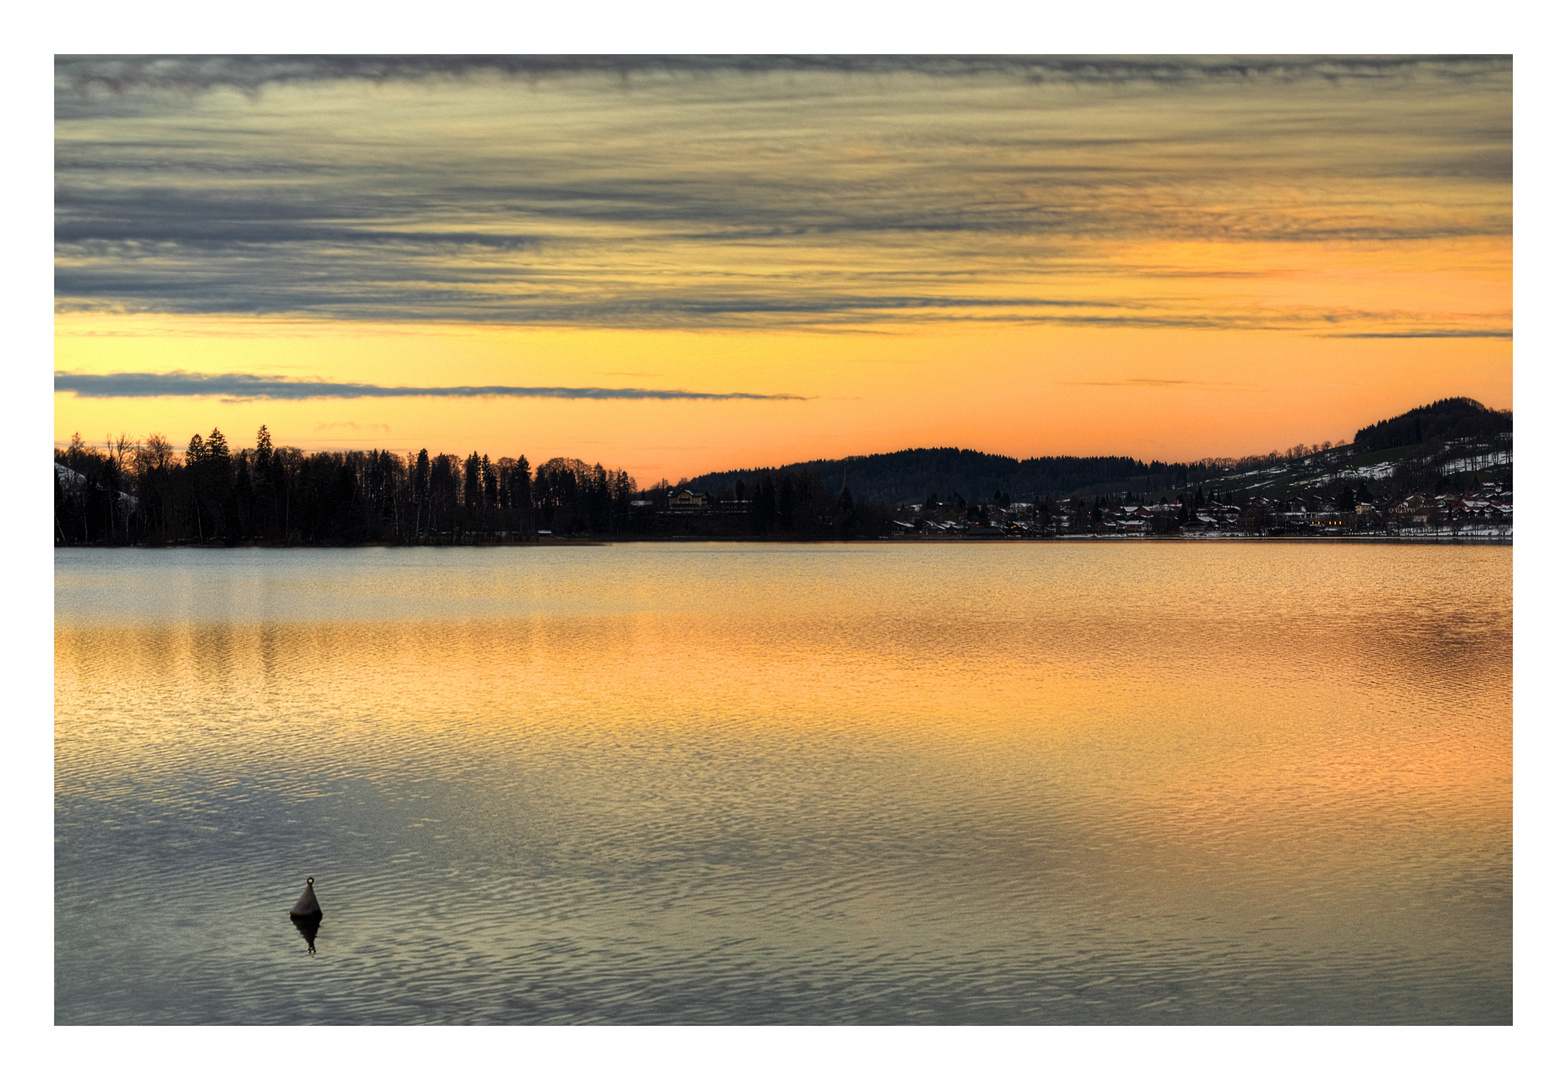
293;911;320;954
290;876;323;920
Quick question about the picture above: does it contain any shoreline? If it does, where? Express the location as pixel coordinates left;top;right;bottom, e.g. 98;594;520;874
54;533;1513;550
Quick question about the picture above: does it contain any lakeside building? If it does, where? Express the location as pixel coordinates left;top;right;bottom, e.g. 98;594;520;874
667;489;710;511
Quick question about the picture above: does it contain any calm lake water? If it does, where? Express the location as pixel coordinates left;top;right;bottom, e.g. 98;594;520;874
55;542;1511;1024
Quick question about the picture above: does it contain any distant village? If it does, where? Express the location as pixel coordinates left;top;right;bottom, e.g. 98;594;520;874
640;479;1513;540
899;485;1511;539
663;401;1514;541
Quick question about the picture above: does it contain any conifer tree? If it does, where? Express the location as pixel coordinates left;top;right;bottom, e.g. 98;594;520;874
463;452;481;525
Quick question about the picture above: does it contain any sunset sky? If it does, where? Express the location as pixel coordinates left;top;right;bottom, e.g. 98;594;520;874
54;55;1512;485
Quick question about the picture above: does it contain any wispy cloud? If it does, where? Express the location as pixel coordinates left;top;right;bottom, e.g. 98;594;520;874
315;421;390;433
1060;378;1241;388
1073;378;1202;387
1322;329;1514;339
54;371;808;401
53;55;1507;102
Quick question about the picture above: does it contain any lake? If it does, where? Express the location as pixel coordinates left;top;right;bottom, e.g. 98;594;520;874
54;542;1512;1024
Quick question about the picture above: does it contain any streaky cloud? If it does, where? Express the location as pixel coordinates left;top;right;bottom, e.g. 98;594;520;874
1322;330;1514;339
56;55;1507;102
54;371;807;402
53;56;1512;334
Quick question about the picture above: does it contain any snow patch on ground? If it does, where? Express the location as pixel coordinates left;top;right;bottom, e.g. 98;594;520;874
1441;449;1511;476
56;463;139;509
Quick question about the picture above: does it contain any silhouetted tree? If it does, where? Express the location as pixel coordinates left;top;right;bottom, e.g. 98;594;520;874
778;474;797;532
463;452;482;529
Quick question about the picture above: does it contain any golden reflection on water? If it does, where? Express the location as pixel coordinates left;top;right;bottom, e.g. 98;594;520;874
57;545;1511;807
55;544;1511;1023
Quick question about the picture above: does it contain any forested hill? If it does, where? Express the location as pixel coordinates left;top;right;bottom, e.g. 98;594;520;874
687;448;1219;506
1353;397;1512;453
686;398;1513;505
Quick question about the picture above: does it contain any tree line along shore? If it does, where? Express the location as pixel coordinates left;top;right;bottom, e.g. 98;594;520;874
54;398;1512;546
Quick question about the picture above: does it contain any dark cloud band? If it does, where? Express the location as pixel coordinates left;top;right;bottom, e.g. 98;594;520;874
1324;330;1514;339
54;371;807;402
57;55;1504;99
